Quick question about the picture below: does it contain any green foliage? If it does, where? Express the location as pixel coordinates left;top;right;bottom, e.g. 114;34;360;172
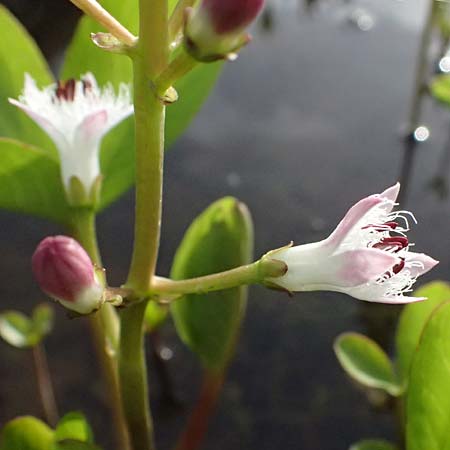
0;416;53;450
431;74;450;107
406;301;450;450
349;440;398;450
144;301;168;332
0;138;70;224
171;197;253;370
0;304;54;349
334;332;401;396
54;413;93;444
395;281;450;383
0;6;53;149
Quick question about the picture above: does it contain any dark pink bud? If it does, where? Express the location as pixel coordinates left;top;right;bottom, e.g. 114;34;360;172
202;0;264;34
32;236;103;314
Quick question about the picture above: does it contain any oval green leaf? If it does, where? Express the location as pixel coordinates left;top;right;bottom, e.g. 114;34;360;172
32;304;54;339
395;281;450;383
0;6;53;149
0;416;54;450
0;138;70;224
0;311;35;348
406;300;450;450
54;412;93;444
431;74;450;107
171;197;254;370
334;332;401;396
349;440;398;450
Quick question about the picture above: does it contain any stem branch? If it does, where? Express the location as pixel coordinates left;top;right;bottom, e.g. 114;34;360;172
69;0;137;46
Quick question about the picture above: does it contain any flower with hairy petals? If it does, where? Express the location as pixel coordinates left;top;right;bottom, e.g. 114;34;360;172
32;236;104;315
9;73;133;202
265;184;438;303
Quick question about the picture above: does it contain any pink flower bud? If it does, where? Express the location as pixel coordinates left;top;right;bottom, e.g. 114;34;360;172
32;236;104;314
185;0;264;61
202;0;264;34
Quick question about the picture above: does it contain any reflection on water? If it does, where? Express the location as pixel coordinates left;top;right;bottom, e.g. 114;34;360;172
1;0;450;449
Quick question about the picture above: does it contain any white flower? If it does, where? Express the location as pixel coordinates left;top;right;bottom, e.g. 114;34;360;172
9;73;133;197
267;183;438;303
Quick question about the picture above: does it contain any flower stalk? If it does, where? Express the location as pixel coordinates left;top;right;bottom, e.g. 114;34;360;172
69;0;137;46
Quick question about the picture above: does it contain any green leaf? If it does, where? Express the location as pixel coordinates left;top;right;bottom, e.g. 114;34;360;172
395;281;450;383
61;0;222;211
0;305;54;349
0;416;54;450
54;412;93;444
431;74;450;107
334;332;401;396
32;304;54;338
349;440;398;450
171;197;253;370
0;311;36;348
144;301;169;333
0;138;70;224
406;300;450;450
0;6;54;149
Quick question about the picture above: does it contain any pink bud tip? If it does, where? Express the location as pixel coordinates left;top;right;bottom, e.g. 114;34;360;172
202;0;264;34
32;236;98;304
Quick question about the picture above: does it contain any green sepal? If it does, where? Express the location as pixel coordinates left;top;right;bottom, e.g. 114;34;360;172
395;281;450;383
406;300;450;450
171;197;254;370
0;416;53;450
334;332;402;396
0;304;54;349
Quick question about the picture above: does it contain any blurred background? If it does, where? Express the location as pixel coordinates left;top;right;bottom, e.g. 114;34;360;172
0;0;449;449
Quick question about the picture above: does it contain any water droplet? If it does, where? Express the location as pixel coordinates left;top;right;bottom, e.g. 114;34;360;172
160;347;173;361
439;56;450;73
348;8;375;31
413;126;430;142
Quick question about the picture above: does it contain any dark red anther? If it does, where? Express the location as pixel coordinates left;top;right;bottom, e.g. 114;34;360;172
373;236;409;252
82;78;93;94
392;258;405;275
384;221;398;229
362;221;398;231
55;79;76;101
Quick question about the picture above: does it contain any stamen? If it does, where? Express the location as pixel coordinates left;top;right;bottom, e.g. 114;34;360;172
56;79;76;101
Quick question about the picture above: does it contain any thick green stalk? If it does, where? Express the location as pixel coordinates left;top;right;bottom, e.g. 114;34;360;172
119;1;169;449
68;208;128;450
119;301;153;450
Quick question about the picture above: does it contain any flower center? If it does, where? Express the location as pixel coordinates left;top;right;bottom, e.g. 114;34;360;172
55;78;93;102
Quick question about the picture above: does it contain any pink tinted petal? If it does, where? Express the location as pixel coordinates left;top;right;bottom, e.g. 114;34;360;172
8;98;69;151
74;110;108;147
336;248;400;287
379;183;400;203
404;252;439;277
326;195;383;247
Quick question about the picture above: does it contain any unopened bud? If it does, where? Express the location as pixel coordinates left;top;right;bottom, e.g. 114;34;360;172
32;236;104;314
185;0;264;62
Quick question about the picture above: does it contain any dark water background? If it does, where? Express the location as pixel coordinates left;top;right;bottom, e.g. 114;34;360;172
0;0;449;449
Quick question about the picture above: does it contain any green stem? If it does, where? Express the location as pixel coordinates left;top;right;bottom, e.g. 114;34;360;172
168;0;196;47
152;262;262;296
407;0;437;133
119;301;154;450
154;48;198;97
32;344;59;427
119;1;169;449
68;208;128;450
